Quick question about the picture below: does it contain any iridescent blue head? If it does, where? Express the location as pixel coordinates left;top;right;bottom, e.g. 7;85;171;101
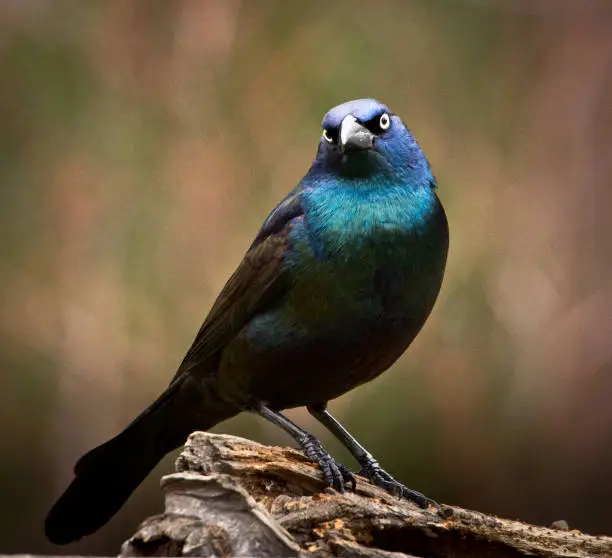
312;98;435;187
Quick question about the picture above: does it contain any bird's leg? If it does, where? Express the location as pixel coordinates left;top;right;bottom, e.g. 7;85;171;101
307;403;439;510
252;403;355;492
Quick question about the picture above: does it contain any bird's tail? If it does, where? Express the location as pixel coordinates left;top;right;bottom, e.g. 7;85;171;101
45;376;237;545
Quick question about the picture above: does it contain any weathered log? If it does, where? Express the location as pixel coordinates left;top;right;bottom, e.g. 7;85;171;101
117;432;612;558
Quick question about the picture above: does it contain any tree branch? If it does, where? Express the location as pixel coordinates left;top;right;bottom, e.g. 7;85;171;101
120;432;612;558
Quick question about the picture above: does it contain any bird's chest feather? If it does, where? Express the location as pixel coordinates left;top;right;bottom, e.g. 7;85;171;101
285;184;446;329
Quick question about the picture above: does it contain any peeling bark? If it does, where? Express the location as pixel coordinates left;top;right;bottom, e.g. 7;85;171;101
117;432;612;558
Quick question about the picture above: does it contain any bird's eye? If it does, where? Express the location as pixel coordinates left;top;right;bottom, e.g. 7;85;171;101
379;113;390;130
322;129;334;143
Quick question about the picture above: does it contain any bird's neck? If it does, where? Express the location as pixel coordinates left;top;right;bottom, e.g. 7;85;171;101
303;177;439;246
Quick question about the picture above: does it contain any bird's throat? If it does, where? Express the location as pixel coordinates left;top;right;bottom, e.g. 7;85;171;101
302;181;439;258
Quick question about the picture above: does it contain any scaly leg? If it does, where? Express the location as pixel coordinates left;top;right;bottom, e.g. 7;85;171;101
253;403;355;492
307;402;439;509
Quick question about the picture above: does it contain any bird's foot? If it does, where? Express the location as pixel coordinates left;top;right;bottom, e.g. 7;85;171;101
298;433;356;493
358;461;439;510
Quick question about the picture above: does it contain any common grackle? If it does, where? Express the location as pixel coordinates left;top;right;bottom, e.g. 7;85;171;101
45;99;449;544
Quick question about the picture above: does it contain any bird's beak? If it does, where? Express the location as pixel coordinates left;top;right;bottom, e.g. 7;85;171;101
339;115;374;153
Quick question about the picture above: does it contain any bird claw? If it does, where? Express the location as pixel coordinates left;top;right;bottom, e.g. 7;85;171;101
336;462;357;492
358;462;439;510
299;433;356;492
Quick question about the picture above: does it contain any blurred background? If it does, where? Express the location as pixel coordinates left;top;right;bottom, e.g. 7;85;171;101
1;0;611;554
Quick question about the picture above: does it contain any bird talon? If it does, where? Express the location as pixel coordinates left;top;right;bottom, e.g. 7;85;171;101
299;434;355;493
359;462;438;509
338;463;357;491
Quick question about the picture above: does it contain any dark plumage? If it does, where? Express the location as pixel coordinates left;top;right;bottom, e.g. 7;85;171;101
45;98;448;544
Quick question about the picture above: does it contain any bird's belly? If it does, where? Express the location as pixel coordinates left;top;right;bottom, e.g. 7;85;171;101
218;253;442;409
220;314;415;409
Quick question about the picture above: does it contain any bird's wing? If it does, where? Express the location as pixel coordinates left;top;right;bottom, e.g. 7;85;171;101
172;189;304;382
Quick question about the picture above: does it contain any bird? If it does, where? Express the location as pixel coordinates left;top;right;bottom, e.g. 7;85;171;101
45;98;449;545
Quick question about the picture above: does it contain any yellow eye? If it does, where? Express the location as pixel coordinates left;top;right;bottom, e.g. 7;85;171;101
322;129;334;143
379;113;390;130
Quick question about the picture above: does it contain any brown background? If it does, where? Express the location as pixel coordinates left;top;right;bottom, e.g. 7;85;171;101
0;1;611;555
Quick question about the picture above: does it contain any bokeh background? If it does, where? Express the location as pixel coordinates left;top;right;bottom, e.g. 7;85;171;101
1;0;611;554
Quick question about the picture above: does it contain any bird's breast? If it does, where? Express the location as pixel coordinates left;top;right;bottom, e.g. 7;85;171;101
283;185;448;331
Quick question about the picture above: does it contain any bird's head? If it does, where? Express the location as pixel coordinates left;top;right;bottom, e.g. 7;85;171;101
312;98;434;186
